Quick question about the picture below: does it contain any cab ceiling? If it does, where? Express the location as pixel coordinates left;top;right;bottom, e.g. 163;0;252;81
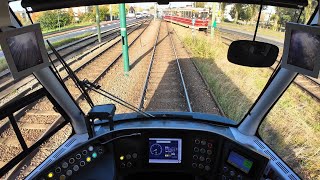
21;0;308;12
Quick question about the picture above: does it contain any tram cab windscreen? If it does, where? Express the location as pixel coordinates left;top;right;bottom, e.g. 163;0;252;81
281;22;320;78
0;24;50;79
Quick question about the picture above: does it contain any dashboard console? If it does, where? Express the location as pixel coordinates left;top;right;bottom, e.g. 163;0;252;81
32;128;269;180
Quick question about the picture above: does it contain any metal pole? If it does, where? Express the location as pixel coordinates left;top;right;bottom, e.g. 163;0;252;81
119;3;130;73
110;4;113;21
211;3;216;38
95;5;102;43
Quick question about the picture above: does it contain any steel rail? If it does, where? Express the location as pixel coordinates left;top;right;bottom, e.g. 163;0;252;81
138;22;162;110
166;23;193;112
3;20;152;179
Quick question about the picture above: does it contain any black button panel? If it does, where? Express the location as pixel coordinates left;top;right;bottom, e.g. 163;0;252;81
191;138;214;172
221;164;244;180
39;145;104;180
118;152;139;169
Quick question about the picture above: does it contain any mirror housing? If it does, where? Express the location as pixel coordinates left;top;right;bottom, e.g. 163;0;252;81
227;40;279;67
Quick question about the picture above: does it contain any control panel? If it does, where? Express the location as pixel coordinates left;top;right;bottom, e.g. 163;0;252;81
37;144;104;180
31;128;269;180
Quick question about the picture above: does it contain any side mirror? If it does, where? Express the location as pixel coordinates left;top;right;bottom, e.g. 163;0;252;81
227;40;279;67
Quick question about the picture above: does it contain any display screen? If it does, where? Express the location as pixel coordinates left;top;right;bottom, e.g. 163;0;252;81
227;151;253;174
288;30;320;71
6;31;43;72
149;138;182;163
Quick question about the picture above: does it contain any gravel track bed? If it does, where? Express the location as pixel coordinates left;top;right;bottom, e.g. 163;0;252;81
19;115;58;124
167;24;222;115
13;124;72;180
0;127;45;141
143;22;187;111
31;98;54;111
79;21;159;114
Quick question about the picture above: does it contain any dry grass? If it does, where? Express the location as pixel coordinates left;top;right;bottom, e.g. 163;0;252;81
171;24;320;179
0;57;8;72
219;22;285;40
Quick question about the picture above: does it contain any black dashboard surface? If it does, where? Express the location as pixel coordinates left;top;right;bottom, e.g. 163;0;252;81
33;127;269;180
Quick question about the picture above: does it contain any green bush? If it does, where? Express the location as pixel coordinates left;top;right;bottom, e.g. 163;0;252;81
38;10;73;30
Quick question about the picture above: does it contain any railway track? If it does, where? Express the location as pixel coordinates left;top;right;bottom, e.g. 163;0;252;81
139;21;192;112
1;20;151;179
0;20;147;103
218;29;320;101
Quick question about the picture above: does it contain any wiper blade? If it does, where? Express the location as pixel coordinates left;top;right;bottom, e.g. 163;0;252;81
82;79;154;118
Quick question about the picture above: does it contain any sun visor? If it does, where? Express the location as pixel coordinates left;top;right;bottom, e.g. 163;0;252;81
21;0;307;12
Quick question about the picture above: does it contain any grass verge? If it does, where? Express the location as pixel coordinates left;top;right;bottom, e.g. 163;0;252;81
171;24;320;179
46;32;93;50
42;22;94;36
219;22;285;40
0;57;7;72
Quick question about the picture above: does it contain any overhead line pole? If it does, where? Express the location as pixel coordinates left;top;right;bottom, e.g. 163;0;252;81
119;3;130;73
95;5;102;43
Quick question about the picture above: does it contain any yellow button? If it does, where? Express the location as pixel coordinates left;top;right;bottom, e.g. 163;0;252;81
48;172;54;178
120;156;125;161
86;156;91;162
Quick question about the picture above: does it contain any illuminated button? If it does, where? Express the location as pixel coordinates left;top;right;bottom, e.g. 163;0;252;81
132;153;138;159
92;152;98;159
198;164;204;169
192;163;197;168
82;150;88;155
230;171;235;176
88;146;94;151
200;148;206;154
86;157;92;162
55;167;61;173
205;165;211;171
201;140;206;145
62;162;68;169
126;154;132;160
80;161;85;167
127;162;132;168
48;172;54;178
120;163;125;168
66;170;72;176
207;143;213;149
199;156;205;162
194;147;199;152
69;158;75;164
206;158;211;163
193;155;198;160
59;175;66;180
120;156;125;161
223;166;228;173
207;150;212;155
76;154;81;159
194;139;200;144
73;165;79;172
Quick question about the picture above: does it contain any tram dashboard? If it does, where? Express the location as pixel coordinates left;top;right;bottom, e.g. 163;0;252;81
29;113;270;180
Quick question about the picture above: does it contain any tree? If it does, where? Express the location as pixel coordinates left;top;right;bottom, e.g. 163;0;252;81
301;0;318;23
230;4;243;23
195;2;206;8
220;3;227;20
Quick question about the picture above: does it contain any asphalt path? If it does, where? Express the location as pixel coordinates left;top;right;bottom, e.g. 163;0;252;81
0;18;141;60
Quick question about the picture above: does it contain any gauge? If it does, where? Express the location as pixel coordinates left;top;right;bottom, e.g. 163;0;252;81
150;143;162;156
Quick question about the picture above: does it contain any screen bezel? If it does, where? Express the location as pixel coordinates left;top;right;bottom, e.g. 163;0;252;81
281;22;320;78
0;23;50;80
227;150;254;174
148;138;182;164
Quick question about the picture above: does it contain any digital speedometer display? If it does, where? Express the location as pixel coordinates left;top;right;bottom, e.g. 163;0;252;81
149;138;182;163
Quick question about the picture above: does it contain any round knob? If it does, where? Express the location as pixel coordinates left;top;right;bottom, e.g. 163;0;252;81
194;147;199;152
201;140;206;145
200;148;206;154
198;164;204;169
127;162;132;168
192;163;197;168
195;139;200;144
206;158;211;163
205;165;211;171
230;171;235;176
66;170;72;176
193;155;198;160
199;156;205;162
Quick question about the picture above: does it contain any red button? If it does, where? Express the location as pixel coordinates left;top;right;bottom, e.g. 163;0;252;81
208;143;213;149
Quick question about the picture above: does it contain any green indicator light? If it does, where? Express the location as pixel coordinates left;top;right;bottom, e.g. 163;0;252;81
243;160;253;169
92;152;98;158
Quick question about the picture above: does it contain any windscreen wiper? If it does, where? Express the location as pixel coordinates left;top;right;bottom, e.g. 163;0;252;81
81;79;154;118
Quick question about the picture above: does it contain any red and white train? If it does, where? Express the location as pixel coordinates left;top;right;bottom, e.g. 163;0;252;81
163;7;209;31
